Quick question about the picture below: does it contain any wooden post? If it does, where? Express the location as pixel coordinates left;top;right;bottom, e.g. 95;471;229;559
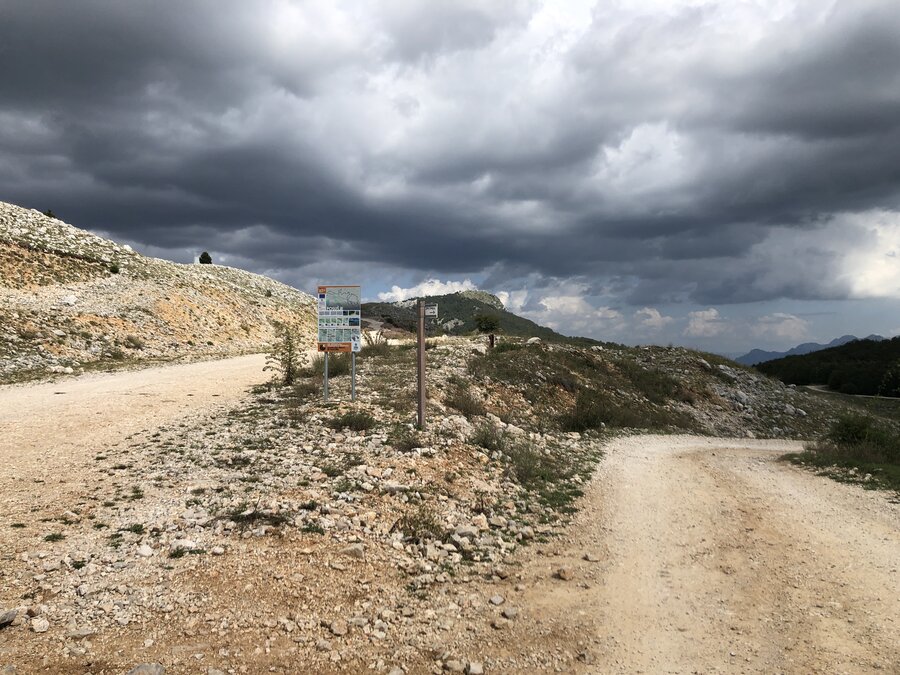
417;299;426;429
324;352;329;403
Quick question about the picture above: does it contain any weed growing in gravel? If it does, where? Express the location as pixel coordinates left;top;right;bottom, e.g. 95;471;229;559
265;323;303;385
388;424;422;452
328;411;376;431
123;523;145;534
396;503;443;543
169;547;205;559
43;532;65;542
11;523;25;528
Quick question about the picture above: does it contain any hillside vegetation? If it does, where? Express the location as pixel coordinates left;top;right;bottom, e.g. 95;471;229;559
362;292;600;345
756;336;900;396
0;201;316;383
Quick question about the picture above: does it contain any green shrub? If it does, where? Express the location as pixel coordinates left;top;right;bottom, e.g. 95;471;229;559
328;411;376;432
109;263;120;274
265;323;302;385
397;503;443;543
788;414;900;491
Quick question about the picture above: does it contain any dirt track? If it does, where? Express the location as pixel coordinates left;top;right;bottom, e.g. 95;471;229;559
0;354;268;524
498;435;900;673
2;358;899;673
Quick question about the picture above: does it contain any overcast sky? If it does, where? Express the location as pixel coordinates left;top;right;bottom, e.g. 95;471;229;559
2;0;900;354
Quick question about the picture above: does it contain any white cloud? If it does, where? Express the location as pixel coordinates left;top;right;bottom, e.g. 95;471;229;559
752;312;809;341
684;308;727;337
377;278;477;302
635;307;674;331
496;289;528;313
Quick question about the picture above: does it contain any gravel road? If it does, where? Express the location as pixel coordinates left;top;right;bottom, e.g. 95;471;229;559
483;435;900;673
3;359;898;673
0;354;268;524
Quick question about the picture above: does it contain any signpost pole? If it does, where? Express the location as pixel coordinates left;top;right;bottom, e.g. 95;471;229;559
417;299;426;429
324;352;329;403
351;352;356;402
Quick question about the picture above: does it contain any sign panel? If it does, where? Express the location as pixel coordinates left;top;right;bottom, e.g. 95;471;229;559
424;303;439;318
317;285;361;353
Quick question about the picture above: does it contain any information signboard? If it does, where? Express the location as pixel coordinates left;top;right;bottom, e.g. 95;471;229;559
424;303;438;318
317;285;361;353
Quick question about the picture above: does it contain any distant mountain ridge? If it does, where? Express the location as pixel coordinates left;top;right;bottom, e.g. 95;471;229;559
735;334;884;366
362;292;599;345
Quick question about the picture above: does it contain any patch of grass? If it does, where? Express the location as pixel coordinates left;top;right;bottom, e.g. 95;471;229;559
301;522;325;535
127;485;145;500
470;422;507;453
11;522;26;529
614;359;679;404
122;523;145;534
784;414;900;492
388;424;422;452
505;441;563;488
493;342;523;353
360;341;393;358
328;411;376;431
559;389;693;432
44;532;65;542
301;354;351;377
444;382;486;417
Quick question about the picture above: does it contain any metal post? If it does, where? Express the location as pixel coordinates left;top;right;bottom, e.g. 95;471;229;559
351;352;356;402
417;299;426;429
324;352;329;403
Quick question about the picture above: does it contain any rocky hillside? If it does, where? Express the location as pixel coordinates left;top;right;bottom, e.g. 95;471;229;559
0;202;316;382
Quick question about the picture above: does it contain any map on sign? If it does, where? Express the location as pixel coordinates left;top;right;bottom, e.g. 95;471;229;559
325;287;360;312
317;285;361;353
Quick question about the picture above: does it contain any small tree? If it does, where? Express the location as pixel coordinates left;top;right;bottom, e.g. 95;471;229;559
474;313;500;333
199;251;213;264
265;323;302;386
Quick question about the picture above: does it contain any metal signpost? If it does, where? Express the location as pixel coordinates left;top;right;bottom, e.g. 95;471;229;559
316;285;361;403
417;302;438;428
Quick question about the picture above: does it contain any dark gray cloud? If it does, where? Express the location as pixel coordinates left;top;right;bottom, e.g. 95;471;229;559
2;0;900;343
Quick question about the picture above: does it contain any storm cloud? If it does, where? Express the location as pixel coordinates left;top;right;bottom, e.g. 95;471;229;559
2;0;900;350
